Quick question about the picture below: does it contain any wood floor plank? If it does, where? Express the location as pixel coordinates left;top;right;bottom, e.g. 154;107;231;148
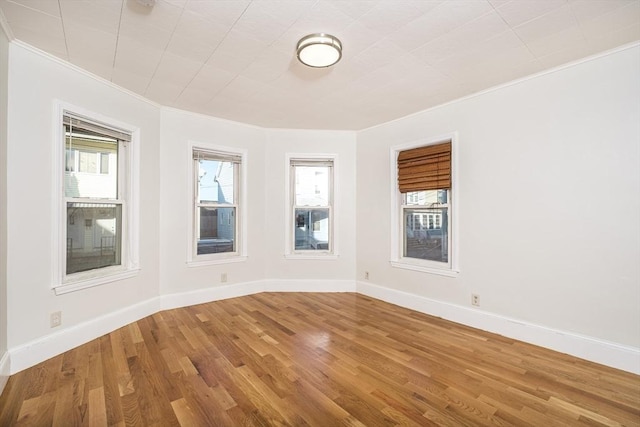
1;293;639;426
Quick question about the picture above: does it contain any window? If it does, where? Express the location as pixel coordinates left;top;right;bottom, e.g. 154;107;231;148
56;108;139;293
190;146;246;264
288;157;334;255
391;137;457;276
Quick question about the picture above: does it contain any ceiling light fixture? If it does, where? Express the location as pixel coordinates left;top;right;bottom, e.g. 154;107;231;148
296;33;342;68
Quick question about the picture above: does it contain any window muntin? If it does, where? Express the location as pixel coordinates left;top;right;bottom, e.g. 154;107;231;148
63;113;129;277
193;151;240;257
291;160;333;253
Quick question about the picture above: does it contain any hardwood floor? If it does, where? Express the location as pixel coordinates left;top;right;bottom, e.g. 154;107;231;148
1;292;638;426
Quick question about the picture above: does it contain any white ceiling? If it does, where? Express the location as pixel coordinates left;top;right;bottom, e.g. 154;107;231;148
0;0;638;130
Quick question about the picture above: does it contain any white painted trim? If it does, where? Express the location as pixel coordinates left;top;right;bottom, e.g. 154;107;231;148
54;268;140;295
160;279;355;310
356;281;640;375
0;351;9;395
186;141;248;265
186;256;248;268
162;106;265;131
160;281;264;311
0;8;13;41
263;279;355;293
51;101;141;294
389;261;458;277
389;133;459;275
8;297;159;374
13;41;158;109
284;153;339;257
284;254;339;260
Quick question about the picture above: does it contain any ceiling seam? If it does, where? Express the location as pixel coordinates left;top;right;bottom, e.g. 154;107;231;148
142;1;188;96
171;0;256;105
197;0;322;110
180;0;255;106
488;1;541;71
57;0;69;61
111;0;125;81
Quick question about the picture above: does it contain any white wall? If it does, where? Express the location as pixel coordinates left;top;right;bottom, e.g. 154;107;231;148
159;108;267;295
0;28;9;391
1;39;638;376
357;45;640;349
264;129;357;284
5;43;161;352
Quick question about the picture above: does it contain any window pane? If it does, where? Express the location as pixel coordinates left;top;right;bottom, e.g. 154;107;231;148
295;166;329;206
198;159;235;204
65;149;75;172
66;203;122;274
404;190;448;206
100;153;109;174
294;208;330;250
65;135;118;198
79;151;97;173
197;207;236;254
403;207;448;262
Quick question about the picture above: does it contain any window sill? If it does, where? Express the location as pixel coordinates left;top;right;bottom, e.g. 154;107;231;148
390;260;458;277
285;253;339;260
54;267;140;295
187;256;247;268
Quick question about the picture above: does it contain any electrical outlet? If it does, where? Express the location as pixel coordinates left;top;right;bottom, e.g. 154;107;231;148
471;294;480;307
364;271;369;280
221;273;228;283
50;311;62;328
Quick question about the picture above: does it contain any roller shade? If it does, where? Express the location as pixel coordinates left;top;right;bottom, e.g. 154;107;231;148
193;149;242;163
64;113;131;142
398;141;451;193
290;159;334;167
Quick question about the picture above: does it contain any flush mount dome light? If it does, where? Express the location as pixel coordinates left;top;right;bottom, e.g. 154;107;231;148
296;33;342;68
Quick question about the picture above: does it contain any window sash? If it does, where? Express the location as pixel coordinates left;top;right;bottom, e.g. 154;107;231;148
401;204;449;261
193;153;240;257
62;113;130;282
290;159;334;253
292;206;332;252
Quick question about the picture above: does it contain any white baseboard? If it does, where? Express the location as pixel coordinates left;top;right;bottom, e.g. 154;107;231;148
6;279;638;376
0;351;9;396
160;279;355;310
160;281;265;310
263;279;356;293
9;297;160;374
357;281;640;375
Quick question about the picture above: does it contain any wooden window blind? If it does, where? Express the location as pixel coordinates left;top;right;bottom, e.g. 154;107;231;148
397;141;451;193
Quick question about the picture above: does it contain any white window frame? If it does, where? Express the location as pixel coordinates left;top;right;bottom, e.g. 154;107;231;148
187;141;247;267
285;153;338;259
390;133;459;277
52;101;140;295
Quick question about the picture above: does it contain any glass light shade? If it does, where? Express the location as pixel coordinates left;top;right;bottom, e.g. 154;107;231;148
297;33;342;68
